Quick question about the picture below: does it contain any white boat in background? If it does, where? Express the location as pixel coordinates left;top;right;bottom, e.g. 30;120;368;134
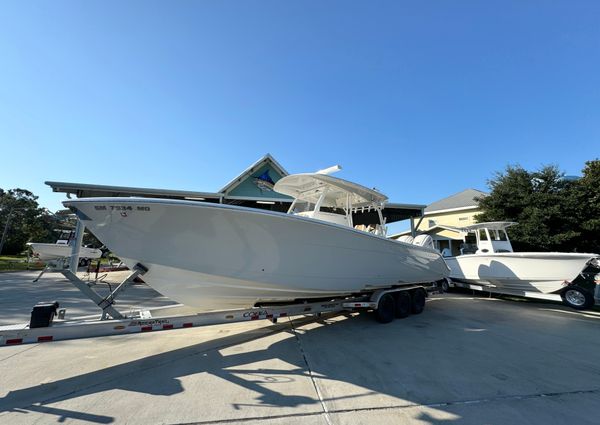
442;222;600;309
28;230;102;266
63;167;449;311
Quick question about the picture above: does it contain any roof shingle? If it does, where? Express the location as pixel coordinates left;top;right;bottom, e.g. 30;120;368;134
425;188;487;213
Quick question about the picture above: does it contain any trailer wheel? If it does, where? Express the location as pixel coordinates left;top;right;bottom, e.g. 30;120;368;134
394;291;411;318
441;279;450;293
410;289;426;314
375;293;395;323
78;258;90;267
561;286;595;310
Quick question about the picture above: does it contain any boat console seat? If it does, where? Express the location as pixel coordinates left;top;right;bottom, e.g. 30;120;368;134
460;243;478;255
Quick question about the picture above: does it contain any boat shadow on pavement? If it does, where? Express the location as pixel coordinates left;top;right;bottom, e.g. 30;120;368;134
1;296;600;424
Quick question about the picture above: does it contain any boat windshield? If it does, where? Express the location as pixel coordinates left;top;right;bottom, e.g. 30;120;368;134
488;229;509;241
290;202;345;216
56;231;74;244
474;227;514;254
289;201;312;214
443;222;516;255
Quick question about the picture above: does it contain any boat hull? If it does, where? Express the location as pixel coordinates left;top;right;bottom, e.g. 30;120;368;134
27;243;102;261
445;252;598;294
65;198;449;311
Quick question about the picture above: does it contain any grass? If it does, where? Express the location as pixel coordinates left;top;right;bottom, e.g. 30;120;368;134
0;255;28;261
0;255;45;272
0;253;123;272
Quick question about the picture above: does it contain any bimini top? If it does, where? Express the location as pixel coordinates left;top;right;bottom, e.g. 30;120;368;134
274;173;388;209
439;221;518;233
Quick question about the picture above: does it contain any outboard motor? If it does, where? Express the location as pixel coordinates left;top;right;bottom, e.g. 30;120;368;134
413;234;436;251
397;235;414;244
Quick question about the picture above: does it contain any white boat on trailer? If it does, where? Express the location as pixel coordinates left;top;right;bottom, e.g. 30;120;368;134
0;266;443;346
62;167;449;312
442;222;600;309
28;230;102;267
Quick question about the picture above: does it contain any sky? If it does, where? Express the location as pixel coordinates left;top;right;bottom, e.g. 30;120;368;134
1;1;599;220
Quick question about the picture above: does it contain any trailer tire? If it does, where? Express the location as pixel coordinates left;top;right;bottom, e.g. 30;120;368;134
441;279;450;293
394;291;411;318
561;286;595;310
410;289;426;314
375;293;395;324
78;258;90;267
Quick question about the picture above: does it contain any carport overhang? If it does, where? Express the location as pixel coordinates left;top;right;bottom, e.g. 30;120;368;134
46;181;426;227
352;202;426;227
46;181;223;203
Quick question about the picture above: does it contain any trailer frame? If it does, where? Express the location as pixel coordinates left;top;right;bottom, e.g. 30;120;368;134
0;266;444;346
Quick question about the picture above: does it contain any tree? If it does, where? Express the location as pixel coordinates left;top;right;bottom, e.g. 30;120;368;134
476;165;582;252
0;188;106;256
573;159;600;253
0;188;58;255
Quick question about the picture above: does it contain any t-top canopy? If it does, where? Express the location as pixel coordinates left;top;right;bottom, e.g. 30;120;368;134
273;173;388;209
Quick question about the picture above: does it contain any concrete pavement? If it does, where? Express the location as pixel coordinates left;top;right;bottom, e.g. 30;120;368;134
0;270;177;324
0;271;599;424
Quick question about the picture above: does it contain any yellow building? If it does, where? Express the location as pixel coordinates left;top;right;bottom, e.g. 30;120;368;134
392;189;487;255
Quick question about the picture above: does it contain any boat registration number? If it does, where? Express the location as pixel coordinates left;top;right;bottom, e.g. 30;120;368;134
94;205;151;212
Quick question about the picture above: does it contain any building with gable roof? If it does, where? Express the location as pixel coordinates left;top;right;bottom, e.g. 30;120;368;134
391;188;488;255
46;154;427;227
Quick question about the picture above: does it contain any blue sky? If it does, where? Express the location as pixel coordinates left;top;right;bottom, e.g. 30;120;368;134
1;1;599;219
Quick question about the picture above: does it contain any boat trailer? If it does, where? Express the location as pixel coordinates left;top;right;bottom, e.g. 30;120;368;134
0;265;444;346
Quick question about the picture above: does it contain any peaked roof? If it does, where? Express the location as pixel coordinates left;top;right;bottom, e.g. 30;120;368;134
219;154;289;194
425;188;487;214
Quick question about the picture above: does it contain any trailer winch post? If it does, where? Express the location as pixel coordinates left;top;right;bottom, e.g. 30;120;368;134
61;263;147;320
